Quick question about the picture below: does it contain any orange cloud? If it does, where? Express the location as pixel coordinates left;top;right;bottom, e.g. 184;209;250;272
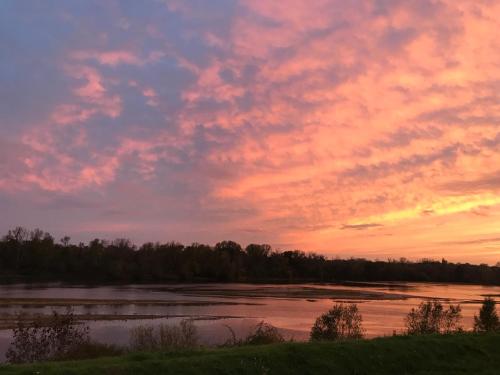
2;0;500;263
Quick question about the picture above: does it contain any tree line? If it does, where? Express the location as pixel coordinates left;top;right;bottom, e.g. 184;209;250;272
1;227;499;284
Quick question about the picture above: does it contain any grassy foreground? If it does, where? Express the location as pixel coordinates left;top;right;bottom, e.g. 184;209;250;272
1;334;499;375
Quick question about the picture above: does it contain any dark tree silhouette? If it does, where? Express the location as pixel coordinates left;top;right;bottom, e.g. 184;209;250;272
310;303;363;341
474;297;499;333
405;301;462;335
1;227;500;284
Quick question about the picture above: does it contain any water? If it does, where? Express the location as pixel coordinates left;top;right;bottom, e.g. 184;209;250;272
0;282;498;360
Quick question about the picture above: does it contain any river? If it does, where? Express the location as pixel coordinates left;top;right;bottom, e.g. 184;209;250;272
0;282;498;360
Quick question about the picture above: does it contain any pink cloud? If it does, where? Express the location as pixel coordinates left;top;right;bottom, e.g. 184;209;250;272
2;0;500;263
71;50;165;66
72;50;142;66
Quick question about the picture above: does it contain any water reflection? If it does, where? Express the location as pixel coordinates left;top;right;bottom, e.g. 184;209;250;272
0;282;498;360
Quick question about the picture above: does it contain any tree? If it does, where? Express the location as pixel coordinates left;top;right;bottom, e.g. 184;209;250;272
245;244;271;258
245;244;271;278
60;236;71;247
310;303;363;341
5;227;29;243
4;227;29;272
405;301;462;335
1;227;500;284
474;297;499;333
215;240;243;259
215;241;244;280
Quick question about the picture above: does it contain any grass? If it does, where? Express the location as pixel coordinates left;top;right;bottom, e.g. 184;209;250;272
0;333;499;374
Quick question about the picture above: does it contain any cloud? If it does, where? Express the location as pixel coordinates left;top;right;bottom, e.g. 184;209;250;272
1;0;500;263
341;223;383;231
374;126;443;149
442;237;500;246
440;173;500;194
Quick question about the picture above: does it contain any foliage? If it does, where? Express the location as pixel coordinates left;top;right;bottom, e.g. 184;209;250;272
405;301;463;335
6;308;90;363
244;321;285;345
310;303;363;341
474;297;500;333
129;320;199;351
221;324;241;347
129;325;157;351
1;227;500;284
222;321;285;347
2;334;500;375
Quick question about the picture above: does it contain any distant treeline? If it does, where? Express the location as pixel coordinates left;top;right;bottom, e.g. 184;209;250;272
1;227;499;285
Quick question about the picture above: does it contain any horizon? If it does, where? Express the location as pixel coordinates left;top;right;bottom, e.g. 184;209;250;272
2;1;500;265
2;226;499;267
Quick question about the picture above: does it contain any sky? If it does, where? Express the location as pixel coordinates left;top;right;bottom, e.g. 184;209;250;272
1;0;500;264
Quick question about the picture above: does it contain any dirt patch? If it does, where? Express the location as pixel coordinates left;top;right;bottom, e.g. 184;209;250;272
0;313;252;330
141;285;414;300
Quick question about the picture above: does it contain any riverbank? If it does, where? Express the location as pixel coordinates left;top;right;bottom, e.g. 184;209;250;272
0;333;499;374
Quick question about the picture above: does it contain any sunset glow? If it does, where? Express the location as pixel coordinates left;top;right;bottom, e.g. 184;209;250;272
1;0;500;263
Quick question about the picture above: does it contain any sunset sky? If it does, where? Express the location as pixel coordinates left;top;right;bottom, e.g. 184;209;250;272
1;0;500;264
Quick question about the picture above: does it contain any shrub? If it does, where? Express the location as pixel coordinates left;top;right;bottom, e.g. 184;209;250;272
474;297;500;333
158;320;199;349
129;325;157;351
405;301;462;335
310;303;364;341
222;324;241;346
129;320;199;351
6;308;90;363
244;321;284;345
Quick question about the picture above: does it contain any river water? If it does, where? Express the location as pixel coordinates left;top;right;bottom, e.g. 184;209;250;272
0;282;498;359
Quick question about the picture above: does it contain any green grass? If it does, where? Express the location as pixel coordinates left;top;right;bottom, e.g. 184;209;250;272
1;334;499;375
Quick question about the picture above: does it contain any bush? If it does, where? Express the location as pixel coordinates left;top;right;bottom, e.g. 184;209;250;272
221;324;241;346
310;303;364;341
405;301;462;335
130;320;199;351
129;325;157;351
474;297;500;333
159;319;198;349
6;308;90;363
221;322;284;347
244;321;284;345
